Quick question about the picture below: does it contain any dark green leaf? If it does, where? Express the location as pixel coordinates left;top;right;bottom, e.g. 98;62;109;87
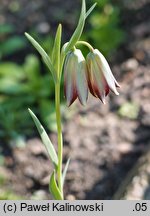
0;62;24;80
0;36;26;56
23;54;40;81
0;24;15;34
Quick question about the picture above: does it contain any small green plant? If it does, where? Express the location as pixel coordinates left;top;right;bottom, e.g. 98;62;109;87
25;0;120;200
0;189;23;200
118;102;139;120
0;24;26;59
0;55;58;141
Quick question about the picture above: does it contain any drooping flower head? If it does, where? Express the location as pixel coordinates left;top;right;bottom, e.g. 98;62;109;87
86;49;120;104
64;49;88;106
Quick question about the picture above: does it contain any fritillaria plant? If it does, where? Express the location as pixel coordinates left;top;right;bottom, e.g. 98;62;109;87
25;0;120;200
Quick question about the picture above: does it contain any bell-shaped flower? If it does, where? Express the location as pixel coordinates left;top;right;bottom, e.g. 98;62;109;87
64;49;88;106
86;49;120;104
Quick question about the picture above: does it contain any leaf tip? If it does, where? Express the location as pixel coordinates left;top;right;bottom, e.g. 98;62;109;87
24;32;29;38
28;108;34;118
28;108;32;113
58;23;62;28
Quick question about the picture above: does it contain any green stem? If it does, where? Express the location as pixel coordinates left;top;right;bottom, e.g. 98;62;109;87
55;82;63;199
76;40;94;51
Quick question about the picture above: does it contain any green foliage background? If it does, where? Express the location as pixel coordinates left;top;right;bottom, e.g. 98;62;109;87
83;0;125;56
0;0;125;143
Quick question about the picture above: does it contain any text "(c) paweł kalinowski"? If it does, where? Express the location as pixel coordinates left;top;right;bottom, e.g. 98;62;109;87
20;202;104;212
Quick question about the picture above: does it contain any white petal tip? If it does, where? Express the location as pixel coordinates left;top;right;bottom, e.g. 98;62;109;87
79;98;88;106
67;102;72;107
113;89;119;95
82;102;87;106
100;98;106;104
66;99;71;107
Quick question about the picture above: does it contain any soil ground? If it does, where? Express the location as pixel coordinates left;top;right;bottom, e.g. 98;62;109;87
0;0;150;200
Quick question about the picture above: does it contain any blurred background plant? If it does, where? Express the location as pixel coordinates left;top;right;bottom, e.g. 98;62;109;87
82;0;125;56
0;54;60;143
0;23;26;59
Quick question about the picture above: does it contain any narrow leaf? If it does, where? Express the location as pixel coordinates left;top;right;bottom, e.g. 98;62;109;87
25;33;56;82
25;33;47;58
85;3;97;19
52;24;62;78
49;171;63;200
62;158;70;187
65;0;86;53
28;108;58;168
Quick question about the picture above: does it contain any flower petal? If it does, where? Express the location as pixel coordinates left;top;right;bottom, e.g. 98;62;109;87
76;59;88;105
86;53;98;97
87;52;106;103
64;52;78;106
64;80;77;106
94;49;120;95
105;81;110;96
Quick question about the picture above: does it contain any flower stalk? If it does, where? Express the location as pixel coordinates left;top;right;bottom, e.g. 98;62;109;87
76;41;94;51
55;82;63;198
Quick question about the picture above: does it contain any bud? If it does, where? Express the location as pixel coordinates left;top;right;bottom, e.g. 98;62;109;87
64;49;88;106
86;49;120;104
